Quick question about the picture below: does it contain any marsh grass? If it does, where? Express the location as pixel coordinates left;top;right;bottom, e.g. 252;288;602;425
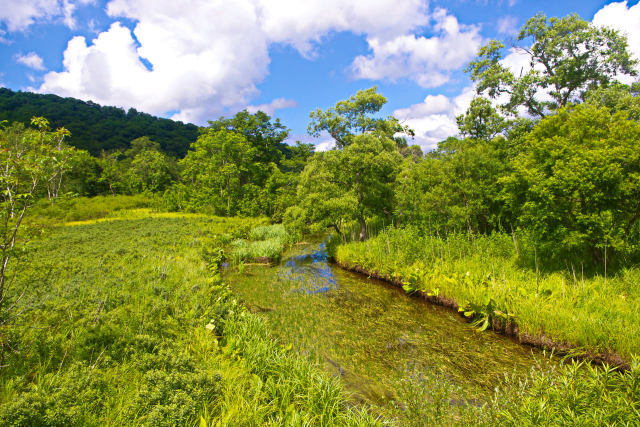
30;194;157;224
231;224;296;264
336;226;640;360
0;207;379;425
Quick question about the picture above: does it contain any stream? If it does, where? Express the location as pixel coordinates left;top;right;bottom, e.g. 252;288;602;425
226;240;554;413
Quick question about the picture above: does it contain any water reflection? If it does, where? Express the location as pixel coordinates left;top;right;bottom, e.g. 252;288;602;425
279;242;337;294
227;239;555;408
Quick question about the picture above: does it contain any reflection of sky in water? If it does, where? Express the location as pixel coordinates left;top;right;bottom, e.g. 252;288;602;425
278;242;337;294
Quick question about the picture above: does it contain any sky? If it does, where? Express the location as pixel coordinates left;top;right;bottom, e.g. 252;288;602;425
1;0;639;152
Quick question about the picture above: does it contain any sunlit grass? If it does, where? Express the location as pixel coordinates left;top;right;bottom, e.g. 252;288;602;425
0;202;379;425
335;227;640;360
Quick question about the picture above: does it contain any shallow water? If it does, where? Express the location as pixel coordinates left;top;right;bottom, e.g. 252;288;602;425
226;240;554;410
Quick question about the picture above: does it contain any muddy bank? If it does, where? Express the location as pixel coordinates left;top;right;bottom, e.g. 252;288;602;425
335;260;630;370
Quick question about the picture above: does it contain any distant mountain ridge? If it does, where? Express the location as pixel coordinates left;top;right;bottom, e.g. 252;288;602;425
0;88;199;157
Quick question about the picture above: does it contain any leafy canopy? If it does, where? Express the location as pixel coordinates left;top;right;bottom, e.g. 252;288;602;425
467;13;638;117
288;134;401;240
308;86;411;149
503;104;640;265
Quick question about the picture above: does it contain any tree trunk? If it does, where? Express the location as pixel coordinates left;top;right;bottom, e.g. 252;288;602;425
359;216;367;242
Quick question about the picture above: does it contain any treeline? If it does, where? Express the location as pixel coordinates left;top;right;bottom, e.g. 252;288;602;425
1;109;313;220
3;13;640;271
284;13;640;271
0;88;198;156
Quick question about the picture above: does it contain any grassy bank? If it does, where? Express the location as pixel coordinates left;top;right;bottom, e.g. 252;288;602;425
0;208;378;425
334;227;640;424
335;227;640;363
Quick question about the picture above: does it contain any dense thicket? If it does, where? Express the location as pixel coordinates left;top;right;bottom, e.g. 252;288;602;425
284;13;640;270
0;88;198;157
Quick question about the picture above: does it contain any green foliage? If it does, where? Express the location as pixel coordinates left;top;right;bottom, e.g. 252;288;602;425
395;136;511;234
456;97;509;141
290;133;401;241
0;209;377;425
0;88;198;157
481;359;640;425
503;103;640;265
308;86;410;149
230;224;295;263
171;111;306;218
467;13;638;117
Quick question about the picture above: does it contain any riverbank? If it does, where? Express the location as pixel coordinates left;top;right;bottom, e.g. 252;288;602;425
227;238;640;425
0;204;378;425
335;260;629;369
334;227;640;368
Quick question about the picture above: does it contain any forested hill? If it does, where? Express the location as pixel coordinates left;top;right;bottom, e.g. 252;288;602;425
0;88;199;157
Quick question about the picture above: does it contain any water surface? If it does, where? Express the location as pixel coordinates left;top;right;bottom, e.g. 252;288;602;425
226;240;553;410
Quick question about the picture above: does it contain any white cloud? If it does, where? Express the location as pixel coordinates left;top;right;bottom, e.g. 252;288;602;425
0;0;93;32
393;86;475;152
257;0;429;57
314;139;336;152
39;0;458;124
15;51;45;70
351;9;482;88
246;98;297;116
497;15;518;35
593;1;640;63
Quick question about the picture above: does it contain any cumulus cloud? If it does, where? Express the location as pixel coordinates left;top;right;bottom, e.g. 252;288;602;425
351;9;482;88
393;86;476;152
257;0;429;57
35;0;479;124
497;15;518;35
246;98;297;116
314;139;336;152
593;1;640;63
15;51;45;70
0;0;93;32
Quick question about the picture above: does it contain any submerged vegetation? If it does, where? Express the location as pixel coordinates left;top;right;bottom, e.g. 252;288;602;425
0;9;639;426
0;207;378;425
336;228;640;361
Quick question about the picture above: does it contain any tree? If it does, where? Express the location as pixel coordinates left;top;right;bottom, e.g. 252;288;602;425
308;86;411;149
0;118;71;350
127;149;175;193
179;129;256;215
456;97;509;141
206;110;289;166
502;104;640;265
467;13;638;118
290;134;401;241
584;83;640;121
395;136;511;234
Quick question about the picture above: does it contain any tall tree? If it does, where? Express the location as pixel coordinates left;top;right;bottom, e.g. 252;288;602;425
290;134;401;241
467;13;638;118
503;104;640;265
308;86;411;149
180;129;256;215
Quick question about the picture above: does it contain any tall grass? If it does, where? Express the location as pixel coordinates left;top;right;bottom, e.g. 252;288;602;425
231;224;296;264
389;358;640;426
336;226;640;360
0;207;379;425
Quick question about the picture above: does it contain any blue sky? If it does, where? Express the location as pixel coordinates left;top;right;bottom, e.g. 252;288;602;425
1;0;639;151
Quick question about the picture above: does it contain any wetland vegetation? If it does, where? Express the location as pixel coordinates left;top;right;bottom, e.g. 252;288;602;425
0;11;639;426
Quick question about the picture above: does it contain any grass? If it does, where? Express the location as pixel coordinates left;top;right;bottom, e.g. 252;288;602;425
30;194;157;224
335;226;640;361
0;206;380;425
230;224;296;264
334;226;640;424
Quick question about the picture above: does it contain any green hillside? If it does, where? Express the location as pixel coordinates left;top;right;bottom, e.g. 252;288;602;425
0;88;199;157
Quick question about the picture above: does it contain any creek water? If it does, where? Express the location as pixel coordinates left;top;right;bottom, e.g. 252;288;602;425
226;240;554;411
